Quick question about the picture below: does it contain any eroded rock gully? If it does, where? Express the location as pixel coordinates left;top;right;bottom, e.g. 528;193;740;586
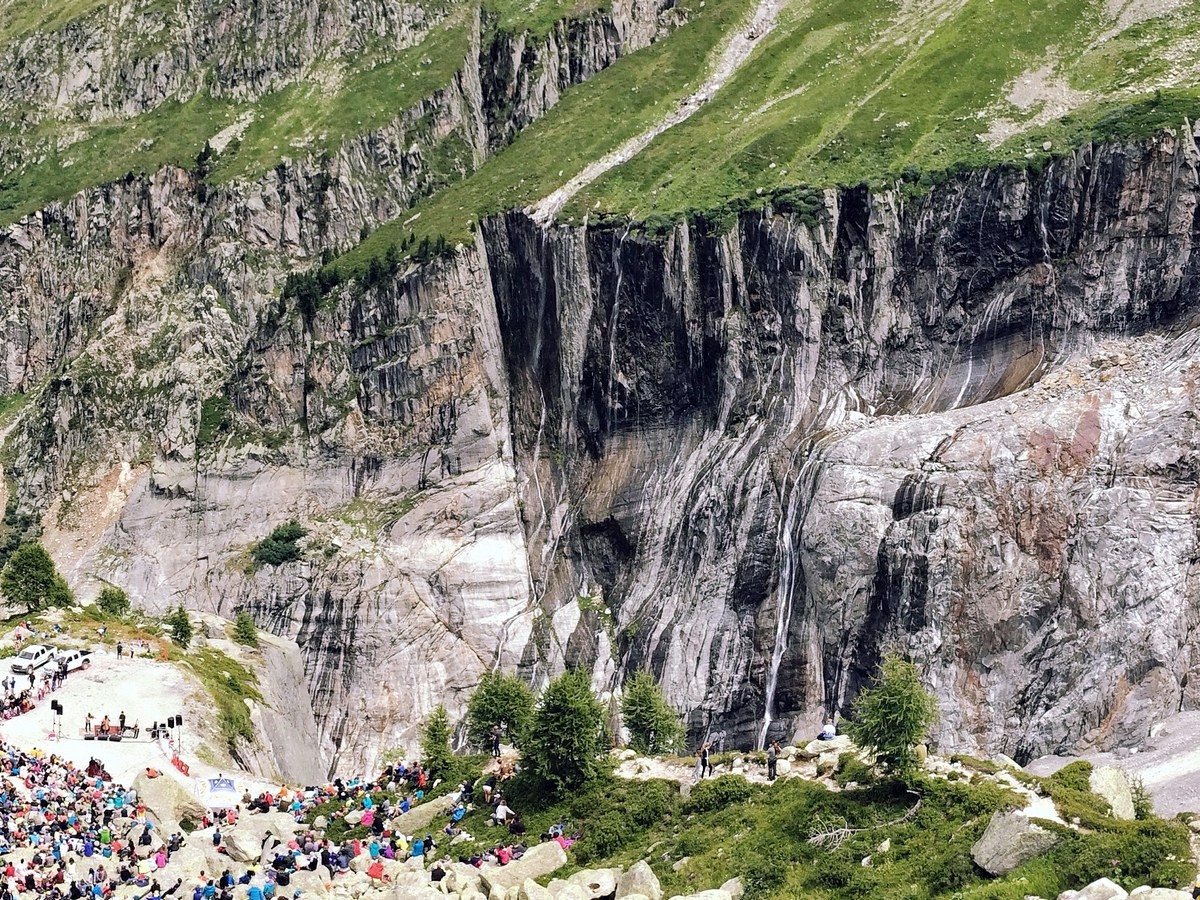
7;121;1200;773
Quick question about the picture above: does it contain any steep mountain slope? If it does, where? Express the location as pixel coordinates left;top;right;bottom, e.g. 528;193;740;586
1;0;1200;773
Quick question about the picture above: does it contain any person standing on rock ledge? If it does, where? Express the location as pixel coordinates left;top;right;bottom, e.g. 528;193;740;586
767;741;780;781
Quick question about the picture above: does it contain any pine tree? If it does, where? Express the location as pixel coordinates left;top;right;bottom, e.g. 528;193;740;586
420;704;454;780
233;610;259;647
465;671;535;748
526;670;607;794
848;651;938;778
164;606;193;649
621;671;684;754
97;586;131;617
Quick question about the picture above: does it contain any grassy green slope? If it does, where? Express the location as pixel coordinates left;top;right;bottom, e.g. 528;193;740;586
566;0;1200;219
0;0;611;223
308;759;1194;900
338;0;752;271
333;0;1200;275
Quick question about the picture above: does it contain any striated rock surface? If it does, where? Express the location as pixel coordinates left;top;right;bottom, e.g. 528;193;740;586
6;97;1200;770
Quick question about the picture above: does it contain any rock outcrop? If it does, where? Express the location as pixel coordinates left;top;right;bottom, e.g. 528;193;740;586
971;811;1062;876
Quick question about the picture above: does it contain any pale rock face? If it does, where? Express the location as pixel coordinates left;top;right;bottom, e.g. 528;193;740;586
970;811;1062;876
1059;880;1128;900
617;860;663;900
1088;766;1136;820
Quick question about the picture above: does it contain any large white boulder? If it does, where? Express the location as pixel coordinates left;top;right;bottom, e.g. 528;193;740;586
132;772;209;830
519;879;552;900
617;861;662;900
1058;878;1128;900
567;868;620;899
971;811;1062;876
798;736;852;759
223;829;264;864
289;869;332;895
479;841;568;897
1088;767;1136;820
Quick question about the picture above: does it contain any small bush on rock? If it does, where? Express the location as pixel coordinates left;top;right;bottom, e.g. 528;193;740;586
97;586;130;617
232;610;259;647
251;521;308;567
685;774;754;813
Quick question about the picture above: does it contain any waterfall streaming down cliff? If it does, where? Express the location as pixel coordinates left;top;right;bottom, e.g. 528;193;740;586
759;437;832;748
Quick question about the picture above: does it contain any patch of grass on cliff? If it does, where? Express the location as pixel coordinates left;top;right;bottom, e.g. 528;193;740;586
334;0;754;274
0;393;27;425
0;93;235;224
482;0;609;35
0;0;111;44
207;17;472;184
183;645;263;752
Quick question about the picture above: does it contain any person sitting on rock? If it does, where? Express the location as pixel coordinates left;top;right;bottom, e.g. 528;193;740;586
818;720;836;741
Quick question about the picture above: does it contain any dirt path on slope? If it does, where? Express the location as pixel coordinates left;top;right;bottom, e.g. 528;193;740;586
527;0;786;225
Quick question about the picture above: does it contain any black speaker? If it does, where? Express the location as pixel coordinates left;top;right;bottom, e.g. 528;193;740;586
110;735;122;743
97;734;108;741
167;717;175;729
176;715;184;726
84;734;95;741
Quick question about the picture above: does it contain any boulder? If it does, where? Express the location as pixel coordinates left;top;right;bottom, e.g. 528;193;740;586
289;869;332;895
567;868;620;898
345;809;365;826
545;884;588;900
223;828;264;864
478;841;568;897
391;794;457;836
799;736;852;759
129;825;164;858
719;877;744;899
1058;879;1128;900
519;879;552;900
617;860;662;900
132;772;209;830
993;754;1023;771
313;814;328;830
445;864;482;895
1088;767;1136;820
971;811;1062;876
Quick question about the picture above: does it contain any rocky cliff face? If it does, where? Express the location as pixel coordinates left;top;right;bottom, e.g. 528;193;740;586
4;55;1200;769
474;126;1200;763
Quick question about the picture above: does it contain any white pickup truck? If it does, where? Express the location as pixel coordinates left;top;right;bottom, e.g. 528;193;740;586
54;649;92;673
11;644;55;674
